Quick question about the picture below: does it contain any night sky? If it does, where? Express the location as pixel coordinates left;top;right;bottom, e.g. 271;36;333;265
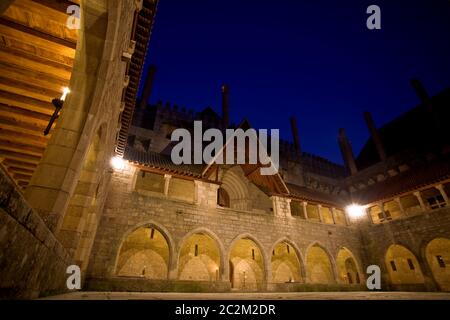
139;0;450;164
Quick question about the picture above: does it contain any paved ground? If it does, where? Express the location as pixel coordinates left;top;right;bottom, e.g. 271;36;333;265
43;291;450;300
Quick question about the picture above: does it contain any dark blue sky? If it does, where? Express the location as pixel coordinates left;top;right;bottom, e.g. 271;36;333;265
140;0;450;164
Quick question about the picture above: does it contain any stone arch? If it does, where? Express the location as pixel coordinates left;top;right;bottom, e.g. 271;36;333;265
58;123;108;266
336;247;363;285
425;238;450;291
221;166;251;211
305;242;336;284
269;238;305;283
114;220;175;279
177;228;226;282
385;244;425;285
227;233;267;291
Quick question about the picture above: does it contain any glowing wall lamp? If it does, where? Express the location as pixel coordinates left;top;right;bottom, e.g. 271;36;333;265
44;87;70;136
110;156;127;171
345;203;366;219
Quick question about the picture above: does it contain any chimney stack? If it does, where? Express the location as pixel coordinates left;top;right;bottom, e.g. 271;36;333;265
411;78;430;104
363;111;386;161
221;85;230;130
290;116;302;155
140;65;157;108
338;128;358;175
411;78;442;133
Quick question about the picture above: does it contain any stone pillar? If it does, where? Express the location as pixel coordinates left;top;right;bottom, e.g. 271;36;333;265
378;202;386;221
331;207;337;224
163;174;172;196
344;211;350;226
366;207;375;224
194;180;220;207
317;204;324;223
395;197;405;216
24;2;117;233
413;191;427;211
302;201;308;219
435;184;449;206
271;196;292;218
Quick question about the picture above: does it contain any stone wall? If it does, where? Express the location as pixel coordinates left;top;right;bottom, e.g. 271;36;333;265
359;207;450;291
0;168;72;299
86;165;365;291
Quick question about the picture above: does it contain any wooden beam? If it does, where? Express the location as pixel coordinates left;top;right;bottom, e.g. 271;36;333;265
0;103;51;123
0;150;41;164
29;0;80;15
0;139;45;157
0;61;69;90
2;158;37;170
0;113;53;134
0;131;48;149
0;17;77;50
0;89;55;115
13;173;33;181
0;121;52;139
0;46;72;80
6;166;34;176
0;77;59;102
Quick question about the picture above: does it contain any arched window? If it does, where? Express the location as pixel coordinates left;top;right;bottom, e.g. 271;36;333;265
217;187;230;208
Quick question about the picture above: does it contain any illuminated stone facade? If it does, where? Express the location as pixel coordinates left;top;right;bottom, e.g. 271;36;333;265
0;0;449;300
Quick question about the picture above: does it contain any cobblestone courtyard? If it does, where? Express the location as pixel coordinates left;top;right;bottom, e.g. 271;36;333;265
43;291;450;300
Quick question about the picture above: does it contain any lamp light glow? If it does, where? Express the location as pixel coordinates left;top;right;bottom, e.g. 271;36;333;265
60;87;70;101
345;203;365;219
111;156;126;170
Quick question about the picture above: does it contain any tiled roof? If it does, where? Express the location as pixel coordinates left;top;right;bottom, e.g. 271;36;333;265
286;183;347;207
124;147;205;177
351;156;450;204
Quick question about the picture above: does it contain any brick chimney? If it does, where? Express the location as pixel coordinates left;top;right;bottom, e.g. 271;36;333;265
140;65;156;109
290;116;302;155
221;85;230;130
338;128;358;175
363;111;386;161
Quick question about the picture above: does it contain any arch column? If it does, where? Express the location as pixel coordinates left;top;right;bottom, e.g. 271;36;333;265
417;255;439;291
25;1;114;233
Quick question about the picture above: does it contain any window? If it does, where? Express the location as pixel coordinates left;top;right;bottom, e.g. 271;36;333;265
427;195;446;209
436;255;446;268
385;210;392;220
150;228;155;239
347;273;353;284
287;244;290;254
378;211;392;222
217;187;230;208
390;260;397;271
407;258;415;270
252;249;255;260
195;244;198;257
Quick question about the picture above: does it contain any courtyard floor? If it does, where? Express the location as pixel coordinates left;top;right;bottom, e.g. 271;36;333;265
42;291;450;300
